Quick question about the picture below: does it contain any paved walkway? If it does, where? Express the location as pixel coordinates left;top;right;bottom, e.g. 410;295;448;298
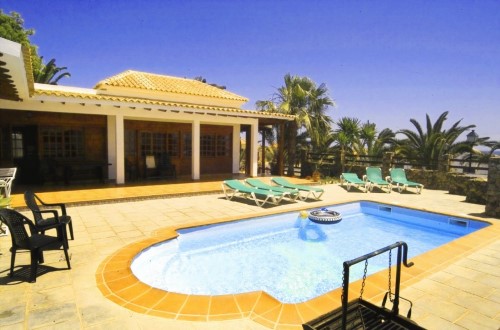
0;180;499;329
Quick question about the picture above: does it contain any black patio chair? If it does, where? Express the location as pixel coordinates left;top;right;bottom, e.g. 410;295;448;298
0;208;71;282
24;190;74;240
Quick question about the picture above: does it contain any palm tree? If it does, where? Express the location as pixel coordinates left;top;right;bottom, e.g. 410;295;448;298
396;111;475;169
34;58;71;85
483;140;500;156
355;123;395;157
333;117;361;155
332;118;395;171
358;121;376;153
256;74;334;176
462;138;499;170
368;128;396;157
306;82;336;149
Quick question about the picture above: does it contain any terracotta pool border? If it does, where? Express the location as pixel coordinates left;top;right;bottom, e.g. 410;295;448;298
96;201;498;329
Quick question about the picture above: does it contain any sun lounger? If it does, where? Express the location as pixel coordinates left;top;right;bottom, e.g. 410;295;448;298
364;167;392;193
271;177;324;200
222;179;285;207
245;178;300;201
387;168;424;194
340;173;369;192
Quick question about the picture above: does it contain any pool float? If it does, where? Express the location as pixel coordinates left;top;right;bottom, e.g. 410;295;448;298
308;208;342;224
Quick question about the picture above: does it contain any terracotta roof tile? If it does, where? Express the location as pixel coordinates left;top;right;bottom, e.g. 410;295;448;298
94;70;248;102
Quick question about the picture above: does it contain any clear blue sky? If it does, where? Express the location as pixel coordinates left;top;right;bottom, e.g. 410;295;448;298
2;0;499;141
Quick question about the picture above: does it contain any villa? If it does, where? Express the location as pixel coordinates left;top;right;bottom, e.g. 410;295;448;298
0;37;293;186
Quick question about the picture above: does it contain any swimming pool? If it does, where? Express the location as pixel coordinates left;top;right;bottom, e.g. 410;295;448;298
131;201;488;304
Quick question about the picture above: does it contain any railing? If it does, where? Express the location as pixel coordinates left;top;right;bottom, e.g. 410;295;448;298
448;157;489;174
296;152;490;177
307;152;336;165
345;154;382;167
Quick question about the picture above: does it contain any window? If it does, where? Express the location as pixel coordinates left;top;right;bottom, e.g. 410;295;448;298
167;133;179;157
64;129;84;158
183;133;192;157
140;131;181;158
43;129;63;158
152;133;166;155
141;132;163;155
42;128;84;159
201;135;215;157
216;135;230;157
140;132;153;156
11;132;23;158
125;130;137;157
200;133;231;157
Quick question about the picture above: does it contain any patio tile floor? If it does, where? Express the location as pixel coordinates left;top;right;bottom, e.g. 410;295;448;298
0;178;499;329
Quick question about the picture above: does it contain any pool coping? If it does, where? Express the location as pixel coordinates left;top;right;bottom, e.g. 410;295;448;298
95;200;499;329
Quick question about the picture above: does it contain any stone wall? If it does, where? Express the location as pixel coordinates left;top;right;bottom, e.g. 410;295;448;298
485;156;500;217
404;169;449;190
406;169;488;204
450;176;488;204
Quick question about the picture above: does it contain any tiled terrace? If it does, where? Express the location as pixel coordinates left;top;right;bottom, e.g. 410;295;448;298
0;178;499;329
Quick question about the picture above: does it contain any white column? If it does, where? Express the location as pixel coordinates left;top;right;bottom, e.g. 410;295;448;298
192;120;200;180
107;114;125;184
250;121;259;177
232;124;240;174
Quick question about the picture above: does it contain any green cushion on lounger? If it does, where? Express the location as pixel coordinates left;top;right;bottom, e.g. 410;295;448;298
245;178;299;200
271;177;324;200
389;168;424;194
222;179;285;207
340;173;368;192
365;167;392;193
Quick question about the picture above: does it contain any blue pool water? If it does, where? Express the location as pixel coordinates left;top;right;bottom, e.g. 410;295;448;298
131;202;488;303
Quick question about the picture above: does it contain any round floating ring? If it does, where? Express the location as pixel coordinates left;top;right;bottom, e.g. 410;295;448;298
308;209;342;224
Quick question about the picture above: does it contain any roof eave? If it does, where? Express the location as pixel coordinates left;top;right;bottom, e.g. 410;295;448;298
0;37;34;101
32;88;294;121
